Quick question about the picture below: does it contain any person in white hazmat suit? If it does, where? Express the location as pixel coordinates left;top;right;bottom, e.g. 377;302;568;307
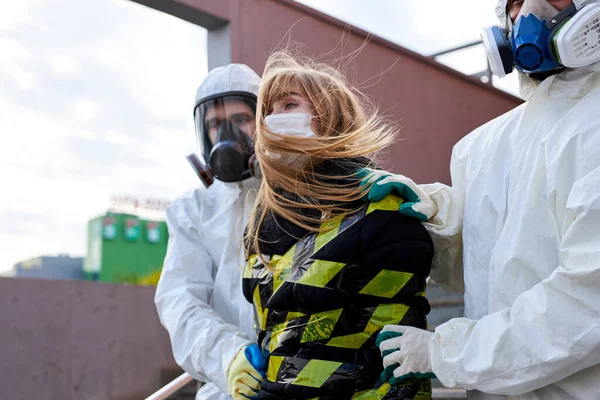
155;64;266;400
372;0;600;399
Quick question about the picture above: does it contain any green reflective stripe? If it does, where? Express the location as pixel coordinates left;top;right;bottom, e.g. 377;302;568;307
301;308;343;343
315;216;343;252
267;355;284;382
327;331;371;349
252;286;268;331
269;321;288;353
296;259;346;287
351;382;392;399
287;311;307;320
243;255;257;279
328;303;411;349
365;303;410;332
270;311;309;352
359;270;414;298
366;194;403;215
272;247;295;292
351;390;369;399
293;359;342;388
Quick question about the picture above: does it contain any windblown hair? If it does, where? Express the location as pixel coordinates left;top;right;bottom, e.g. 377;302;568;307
245;51;397;258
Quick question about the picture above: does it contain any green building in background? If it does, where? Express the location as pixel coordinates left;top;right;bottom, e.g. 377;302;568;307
84;212;168;285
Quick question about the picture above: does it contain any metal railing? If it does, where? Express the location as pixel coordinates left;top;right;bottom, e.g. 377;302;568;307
145;372;194;400
433;388;468;399
146;372;467;400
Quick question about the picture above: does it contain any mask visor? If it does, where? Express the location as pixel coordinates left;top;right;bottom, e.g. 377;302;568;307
193;93;257;163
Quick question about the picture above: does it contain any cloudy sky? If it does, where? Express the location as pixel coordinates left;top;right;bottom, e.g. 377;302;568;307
0;0;518;273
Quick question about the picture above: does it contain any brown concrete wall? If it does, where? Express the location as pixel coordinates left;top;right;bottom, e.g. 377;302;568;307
135;0;523;184
0;278;178;400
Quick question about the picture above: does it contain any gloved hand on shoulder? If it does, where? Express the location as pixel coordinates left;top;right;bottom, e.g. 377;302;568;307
376;325;437;385
227;344;268;399
358;169;438;222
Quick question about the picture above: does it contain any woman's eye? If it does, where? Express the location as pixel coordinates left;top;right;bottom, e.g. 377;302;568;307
284;102;298;110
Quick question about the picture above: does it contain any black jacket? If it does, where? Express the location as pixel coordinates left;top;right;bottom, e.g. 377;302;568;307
243;163;434;400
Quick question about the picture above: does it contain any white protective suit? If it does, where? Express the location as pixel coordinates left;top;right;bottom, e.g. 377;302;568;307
155;64;261;400
428;1;600;397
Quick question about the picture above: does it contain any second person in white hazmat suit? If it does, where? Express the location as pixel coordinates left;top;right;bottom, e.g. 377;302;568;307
155;64;263;400
374;1;600;399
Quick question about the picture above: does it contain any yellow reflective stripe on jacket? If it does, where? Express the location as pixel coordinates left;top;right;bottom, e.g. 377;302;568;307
327;331;372;349
301;308;344;343
269;311;309;353
296;259;346;287
366;194;403;215
359;270;414;298
253;286;268;331
351;389;370;399
266;355;285;382
292;359;342;388
244;254;257;279
351;382;392;399
365;303;410;332
314;215;344;252
272;248;295;292
327;303;410;349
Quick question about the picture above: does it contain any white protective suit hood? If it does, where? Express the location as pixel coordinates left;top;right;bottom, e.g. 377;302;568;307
495;0;600;99
156;64;262;400
427;55;600;399
195;63;260;104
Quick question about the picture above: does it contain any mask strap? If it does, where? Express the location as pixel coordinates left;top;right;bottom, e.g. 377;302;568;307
545;3;578;29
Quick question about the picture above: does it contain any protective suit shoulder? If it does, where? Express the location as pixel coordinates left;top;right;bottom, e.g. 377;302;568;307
165;184;230;238
167;187;207;227
452;103;526;163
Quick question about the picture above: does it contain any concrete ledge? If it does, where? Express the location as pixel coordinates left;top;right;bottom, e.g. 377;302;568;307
0;278;178;400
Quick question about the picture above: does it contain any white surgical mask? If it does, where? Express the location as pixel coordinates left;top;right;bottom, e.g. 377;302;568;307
263;113;316;164
264;113;316;138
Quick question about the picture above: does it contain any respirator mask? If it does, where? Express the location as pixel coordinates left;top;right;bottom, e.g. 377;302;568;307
187;92;261;188
481;2;600;78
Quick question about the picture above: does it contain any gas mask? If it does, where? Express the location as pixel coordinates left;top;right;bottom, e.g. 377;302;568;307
187;92;260;188
482;1;600;78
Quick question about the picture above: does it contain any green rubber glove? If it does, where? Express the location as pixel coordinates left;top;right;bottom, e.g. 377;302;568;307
357;169;437;222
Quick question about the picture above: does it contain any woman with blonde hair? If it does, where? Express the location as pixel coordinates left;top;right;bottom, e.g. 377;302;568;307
238;51;434;400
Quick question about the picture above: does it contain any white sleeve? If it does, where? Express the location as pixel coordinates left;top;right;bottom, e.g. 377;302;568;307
154;199;252;394
430;165;600;395
421;182;464;293
420;141;468;293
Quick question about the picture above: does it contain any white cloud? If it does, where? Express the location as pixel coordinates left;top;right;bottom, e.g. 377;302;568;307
50;54;78;74
0;1;41;32
0;37;30;62
0;0;207;272
74;99;98;122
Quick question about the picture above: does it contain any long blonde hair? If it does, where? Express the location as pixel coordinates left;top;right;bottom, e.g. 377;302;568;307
246;51;397;258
